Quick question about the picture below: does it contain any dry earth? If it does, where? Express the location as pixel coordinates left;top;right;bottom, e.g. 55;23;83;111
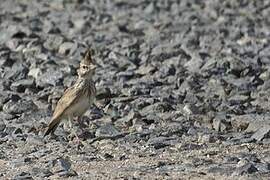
0;0;270;179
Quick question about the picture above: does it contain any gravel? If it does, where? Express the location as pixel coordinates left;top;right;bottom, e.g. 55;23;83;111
0;0;270;179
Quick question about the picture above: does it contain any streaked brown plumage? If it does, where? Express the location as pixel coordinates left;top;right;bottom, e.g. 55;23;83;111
44;49;96;137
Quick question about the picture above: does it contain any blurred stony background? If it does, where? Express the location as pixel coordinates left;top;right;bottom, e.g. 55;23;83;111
0;0;270;179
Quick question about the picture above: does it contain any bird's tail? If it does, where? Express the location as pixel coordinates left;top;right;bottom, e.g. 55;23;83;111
44;117;61;137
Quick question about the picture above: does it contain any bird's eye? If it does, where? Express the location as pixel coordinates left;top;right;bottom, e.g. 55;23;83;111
82;65;87;69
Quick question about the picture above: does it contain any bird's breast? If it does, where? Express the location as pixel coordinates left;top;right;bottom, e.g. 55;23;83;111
69;94;93;117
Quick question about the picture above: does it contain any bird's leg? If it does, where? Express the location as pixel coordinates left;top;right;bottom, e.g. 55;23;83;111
93;103;106;116
75;116;89;146
68;117;73;129
76;116;84;129
66;116;78;140
63;117;73;132
66;116;88;146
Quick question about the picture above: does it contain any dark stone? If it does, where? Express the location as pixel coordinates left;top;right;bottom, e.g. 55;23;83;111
96;87;112;100
103;104;119;119
180;143;204;151
58;170;78;177
13;172;33;180
207;166;233;175
31;168;53;178
36;69;64;87
141;102;174;115
108;51;136;69
4;62;28;81
234;163;258;175
10;78;35;92
115;110;142;127
13;127;23;134
198;134;216;143
159;64;176;77
161;123;184;137
224;156;240;164
255;163;270;173
101;153;114;160
95;124;122;138
251;125;270;141
147;136;176;149
58;42;77;55
0;48;12;66
3;99;37;115
212;117;231;132
0;120;6;132
184;56;203;73
0;24;29;44
43;34;64;51
231;114;270;132
117;70;135;82
57;158;72;172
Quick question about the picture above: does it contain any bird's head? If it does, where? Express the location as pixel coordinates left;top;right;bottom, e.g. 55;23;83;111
78;48;96;79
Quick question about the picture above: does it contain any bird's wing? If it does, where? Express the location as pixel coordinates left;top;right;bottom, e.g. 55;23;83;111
52;85;84;120
44;85;85;137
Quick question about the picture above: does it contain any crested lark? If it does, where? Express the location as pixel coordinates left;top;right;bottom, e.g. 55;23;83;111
44;49;96;137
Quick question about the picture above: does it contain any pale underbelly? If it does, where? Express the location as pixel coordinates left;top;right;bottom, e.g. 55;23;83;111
66;96;94;117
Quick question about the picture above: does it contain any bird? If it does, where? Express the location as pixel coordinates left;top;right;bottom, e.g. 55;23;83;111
44;48;97;138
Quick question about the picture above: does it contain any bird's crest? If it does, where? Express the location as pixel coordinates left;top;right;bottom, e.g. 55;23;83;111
80;48;95;66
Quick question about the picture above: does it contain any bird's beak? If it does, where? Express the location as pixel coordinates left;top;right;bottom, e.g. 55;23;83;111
91;64;97;69
95;62;102;68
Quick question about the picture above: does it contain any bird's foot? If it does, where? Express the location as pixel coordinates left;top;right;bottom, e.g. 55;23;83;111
73;136;88;147
68;131;88;147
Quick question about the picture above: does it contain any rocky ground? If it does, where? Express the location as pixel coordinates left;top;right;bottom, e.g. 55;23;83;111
0;0;270;179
